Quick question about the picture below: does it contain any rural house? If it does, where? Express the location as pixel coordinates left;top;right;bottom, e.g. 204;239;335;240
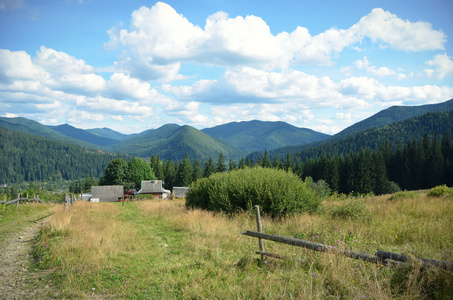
137;180;171;199
90;185;124;202
173;187;190;198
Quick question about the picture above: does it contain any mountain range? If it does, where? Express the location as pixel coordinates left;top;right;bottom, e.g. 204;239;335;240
1;98;452;162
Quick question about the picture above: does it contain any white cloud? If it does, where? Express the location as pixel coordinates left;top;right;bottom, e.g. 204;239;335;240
1;112;18;118
0;49;46;83
352;8;445;51
105;4;446;82
107;72;155;99
353;57;396;77
426;53;453;79
34;46;94;76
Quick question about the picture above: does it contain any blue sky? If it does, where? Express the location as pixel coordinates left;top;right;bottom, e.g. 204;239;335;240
1;0;452;134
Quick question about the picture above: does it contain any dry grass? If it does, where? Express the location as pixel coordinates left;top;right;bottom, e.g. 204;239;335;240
35;191;453;299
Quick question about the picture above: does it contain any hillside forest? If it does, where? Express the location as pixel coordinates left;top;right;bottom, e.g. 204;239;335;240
85;131;453;198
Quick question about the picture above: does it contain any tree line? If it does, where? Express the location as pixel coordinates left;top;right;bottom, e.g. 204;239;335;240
97;132;452;196
0;127;128;184
294;132;453;195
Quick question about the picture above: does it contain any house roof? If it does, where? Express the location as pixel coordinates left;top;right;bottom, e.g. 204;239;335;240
138;180;171;194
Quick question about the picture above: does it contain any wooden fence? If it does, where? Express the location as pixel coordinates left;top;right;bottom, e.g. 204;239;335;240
243;205;453;272
1;193;43;212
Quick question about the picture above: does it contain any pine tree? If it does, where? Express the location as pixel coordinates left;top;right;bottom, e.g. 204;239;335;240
175;154;193;187
203;158;216;178
284;153;292;172
238;157;246;169
216;152;226;173
229;159;237;172
192;159;202;183
427;133;444;187
262;150;272;168
273;155;281;169
163;158;177;190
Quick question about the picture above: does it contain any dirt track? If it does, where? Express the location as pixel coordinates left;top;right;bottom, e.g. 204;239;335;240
0;219;58;299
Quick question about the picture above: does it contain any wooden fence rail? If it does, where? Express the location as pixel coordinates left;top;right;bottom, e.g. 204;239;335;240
1;193;43;212
243;206;453;272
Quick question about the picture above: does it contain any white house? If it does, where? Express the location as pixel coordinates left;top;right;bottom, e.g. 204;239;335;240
137;180;171;199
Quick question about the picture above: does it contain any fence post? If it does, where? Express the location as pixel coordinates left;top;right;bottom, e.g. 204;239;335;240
254;205;265;259
64;194;68;210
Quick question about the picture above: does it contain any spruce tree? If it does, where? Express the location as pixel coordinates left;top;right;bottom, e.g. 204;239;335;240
262;150;272;168
192;159;202;183
203;158;216;178
175;154;193;187
216;152;226;173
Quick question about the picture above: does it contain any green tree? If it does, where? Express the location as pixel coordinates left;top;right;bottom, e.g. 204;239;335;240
175;154;193;187
262;150;272;168
203;158;216;178
128;157;156;190
192;159;202;183
100;158;129;188
216;152;226;173
163;158;177;190
229;159;237;172
284;153;292;172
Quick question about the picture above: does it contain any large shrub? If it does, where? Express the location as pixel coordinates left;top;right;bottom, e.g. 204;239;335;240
185;167;321;217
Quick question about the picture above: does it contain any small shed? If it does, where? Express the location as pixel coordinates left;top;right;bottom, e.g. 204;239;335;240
137;180;171;199
90;185;123;202
173;187;190;198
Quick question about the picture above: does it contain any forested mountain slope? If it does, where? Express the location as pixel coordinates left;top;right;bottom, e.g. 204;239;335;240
334;98;453;138
110;124;246;161
0;117;101;149
50;124;119;147
202;120;330;153
0;127;125;184
290;111;453;163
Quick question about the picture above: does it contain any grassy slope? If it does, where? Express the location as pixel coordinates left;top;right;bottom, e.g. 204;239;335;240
0;203;53;245
31;191;453;299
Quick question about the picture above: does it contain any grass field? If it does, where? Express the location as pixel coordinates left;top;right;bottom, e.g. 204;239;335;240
19;190;453;299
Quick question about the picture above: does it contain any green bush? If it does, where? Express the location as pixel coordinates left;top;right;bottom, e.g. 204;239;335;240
185;167;322;217
325;198;370;220
387;190;419;201
427;185;453;197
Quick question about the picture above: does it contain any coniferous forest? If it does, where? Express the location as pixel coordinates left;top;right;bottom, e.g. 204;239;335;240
1;110;452;197
0;127;128;184
94;132;452;197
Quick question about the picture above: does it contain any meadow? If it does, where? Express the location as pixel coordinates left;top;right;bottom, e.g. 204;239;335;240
8;189;453;299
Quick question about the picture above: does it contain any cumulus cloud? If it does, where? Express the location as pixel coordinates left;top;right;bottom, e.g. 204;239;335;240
106;3;446;82
353;57;396;77
352;8;446;51
426;53;453;79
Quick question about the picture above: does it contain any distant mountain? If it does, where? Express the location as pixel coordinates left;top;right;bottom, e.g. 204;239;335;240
0;126;125;184
269;111;453;163
202;120;330;153
0;117;98;149
110;124;246;161
334;98;453;138
50;124;119;147
86;127;130;142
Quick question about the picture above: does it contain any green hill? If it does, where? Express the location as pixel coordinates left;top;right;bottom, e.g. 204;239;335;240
50;124;119;147
86;127;130;141
0;127;125;184
202;120;330;153
0;117;101;149
334;98;453;138
110;124;246;161
288;111;453;163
